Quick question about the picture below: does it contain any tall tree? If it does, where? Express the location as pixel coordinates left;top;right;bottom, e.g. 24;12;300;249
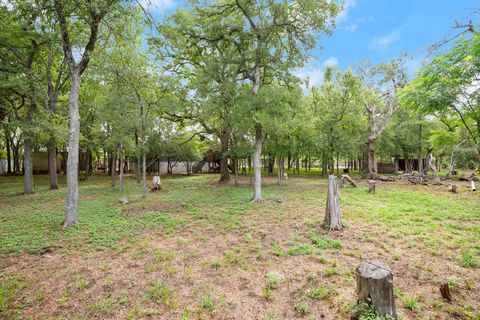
54;0;120;226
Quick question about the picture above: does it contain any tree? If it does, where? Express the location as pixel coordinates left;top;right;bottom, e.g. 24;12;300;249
54;0;122;226
190;0;340;201
402;33;480;167
358;58;409;179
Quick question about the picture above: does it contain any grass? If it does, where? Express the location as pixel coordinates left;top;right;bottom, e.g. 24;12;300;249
0;173;479;319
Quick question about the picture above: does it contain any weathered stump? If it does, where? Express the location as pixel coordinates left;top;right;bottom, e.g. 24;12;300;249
472;180;476;191
368;180;376;194
342;174;359;188
150;175;162;191
440;281;452;302
356;261;397;319
324;175;342;231
448;185;457;193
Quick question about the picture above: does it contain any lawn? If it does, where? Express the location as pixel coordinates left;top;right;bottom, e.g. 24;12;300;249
0;173;479;319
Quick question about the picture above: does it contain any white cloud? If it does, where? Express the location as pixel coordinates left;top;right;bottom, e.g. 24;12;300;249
138;0;176;11
336;0;356;24
295;57;340;91
370;28;402;50
343;24;357;32
323;57;339;68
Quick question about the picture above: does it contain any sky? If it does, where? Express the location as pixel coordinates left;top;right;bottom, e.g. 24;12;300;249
143;0;479;86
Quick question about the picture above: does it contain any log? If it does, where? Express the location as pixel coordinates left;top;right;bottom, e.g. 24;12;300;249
460;172;475;181
341;174;358;188
440;281;452;302
447;185;457;193
356;261;397;319
324;175;342;231
368;180;376;193
378;175;395;182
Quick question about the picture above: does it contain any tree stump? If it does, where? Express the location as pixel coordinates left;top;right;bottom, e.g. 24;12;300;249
324;175;342;231
448;185;457;193
472;180;476;191
150;175;162;191
440;281;452;302
342;174;358;188
368;180;376;193
356;261;397;319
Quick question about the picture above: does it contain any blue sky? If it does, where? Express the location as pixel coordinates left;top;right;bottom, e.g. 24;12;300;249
143;0;479;85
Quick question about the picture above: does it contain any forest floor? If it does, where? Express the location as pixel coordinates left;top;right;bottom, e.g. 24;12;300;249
0;173;479;320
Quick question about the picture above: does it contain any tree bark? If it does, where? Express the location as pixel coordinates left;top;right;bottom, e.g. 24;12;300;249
111;150;116;188
5;134;12;174
252;123;263;201
23;139;33;194
142;154;147;198
63;69;81;227
219;129;230;182
119;144;124;192
356;261;397;319
324;175;342;231
418;123;423;174
48;138;58;189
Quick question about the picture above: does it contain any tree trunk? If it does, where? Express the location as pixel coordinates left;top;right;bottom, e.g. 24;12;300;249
23;139;33;194
119;144;124;192
219;130;230;182
142;154;147;198
6;135;12;174
418;123;423;174
394;157;399;174
356;261;397;319
324;175;342;231
63;69;81;227
252;123;263;201
111;150;116;189
48;138;58;189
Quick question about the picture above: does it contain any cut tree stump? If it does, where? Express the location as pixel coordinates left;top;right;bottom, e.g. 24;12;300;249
440;281;452;302
341;174;358;188
356;261;397;319
324;175;342;231
368;180;376;193
150;176;162;191
448;185;457;193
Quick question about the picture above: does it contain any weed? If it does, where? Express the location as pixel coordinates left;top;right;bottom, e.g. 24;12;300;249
307;284;332;300
146;281;172;306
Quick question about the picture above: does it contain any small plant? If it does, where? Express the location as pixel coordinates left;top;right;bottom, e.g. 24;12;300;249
76;277;88;291
200;295;215;310
286;243;313;256
457;250;479;267
262;287;272;301
356;304;395;320
307;284;332;300
266;271;283;289
447;276;461;288
403;296;421;312
272;243;285;257
89;296;115;316
432;299;443;309
155;249;175;262
211;259;222;269
146;281;172;306
325;267;339;277
293;301;310;315
310;233;342;249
